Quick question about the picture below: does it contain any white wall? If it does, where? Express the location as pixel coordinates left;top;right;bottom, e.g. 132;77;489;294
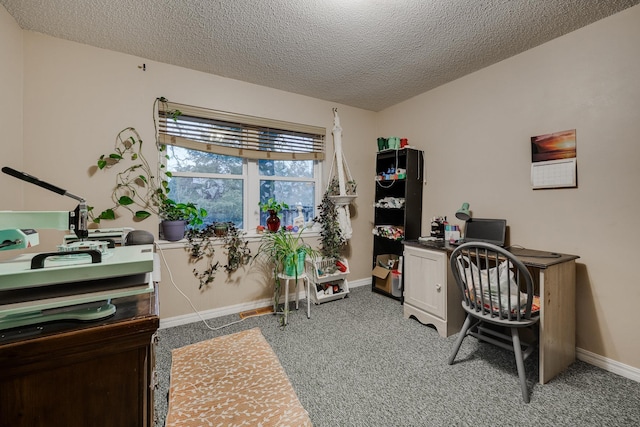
378;5;640;368
15;30;378;319
0;5;23;210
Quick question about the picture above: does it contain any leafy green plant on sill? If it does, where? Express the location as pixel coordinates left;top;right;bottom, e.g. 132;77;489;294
160;198;206;227
259;197;289;213
186;222;252;289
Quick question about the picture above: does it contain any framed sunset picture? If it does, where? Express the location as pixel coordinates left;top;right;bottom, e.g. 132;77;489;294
530;129;577;189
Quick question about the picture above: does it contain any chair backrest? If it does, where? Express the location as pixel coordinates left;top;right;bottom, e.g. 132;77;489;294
450;242;535;322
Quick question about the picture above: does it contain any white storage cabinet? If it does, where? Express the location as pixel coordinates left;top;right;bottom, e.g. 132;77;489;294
403;244;464;337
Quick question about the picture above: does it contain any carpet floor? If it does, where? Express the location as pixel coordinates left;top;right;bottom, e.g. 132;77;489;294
154;285;640;426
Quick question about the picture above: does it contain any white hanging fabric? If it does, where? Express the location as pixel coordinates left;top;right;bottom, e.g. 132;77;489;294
337;205;352;240
327;108;357;240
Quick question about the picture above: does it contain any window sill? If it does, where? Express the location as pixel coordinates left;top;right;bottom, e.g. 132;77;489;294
156;227;321;249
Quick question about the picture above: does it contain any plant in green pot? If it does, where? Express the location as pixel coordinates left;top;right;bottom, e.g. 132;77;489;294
254;228;318;322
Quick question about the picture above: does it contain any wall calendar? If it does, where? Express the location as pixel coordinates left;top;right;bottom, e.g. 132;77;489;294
530;129;577;189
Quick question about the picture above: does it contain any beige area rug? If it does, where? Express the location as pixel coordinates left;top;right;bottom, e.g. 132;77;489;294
165;327;313;427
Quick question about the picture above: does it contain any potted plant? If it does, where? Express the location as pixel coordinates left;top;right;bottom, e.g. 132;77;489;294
213;221;229;237
90;99;206;239
159;197;206;241
91;127;205;241
254;228;318;318
259;197;289;232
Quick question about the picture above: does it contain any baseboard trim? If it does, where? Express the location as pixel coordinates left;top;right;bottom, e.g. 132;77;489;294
576;347;640;383
160;297;274;329
347;278;370;288
160;278;372;329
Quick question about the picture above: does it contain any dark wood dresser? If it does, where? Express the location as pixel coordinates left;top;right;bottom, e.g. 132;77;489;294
0;286;159;427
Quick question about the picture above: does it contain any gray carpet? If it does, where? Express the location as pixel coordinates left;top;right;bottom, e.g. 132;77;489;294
154;286;640;426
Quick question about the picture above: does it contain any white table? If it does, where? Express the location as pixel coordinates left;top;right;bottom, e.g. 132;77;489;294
276;272;311;324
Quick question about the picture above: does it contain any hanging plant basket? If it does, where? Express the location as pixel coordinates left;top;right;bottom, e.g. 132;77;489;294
328;194;357;206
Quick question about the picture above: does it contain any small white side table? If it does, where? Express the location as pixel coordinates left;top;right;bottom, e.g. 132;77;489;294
276;272;311;324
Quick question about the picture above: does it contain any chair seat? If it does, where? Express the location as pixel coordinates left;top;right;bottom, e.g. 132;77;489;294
461;301;540;327
462;291;540;326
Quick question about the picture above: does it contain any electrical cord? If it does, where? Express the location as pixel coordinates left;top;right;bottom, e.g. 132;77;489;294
154;243;274;331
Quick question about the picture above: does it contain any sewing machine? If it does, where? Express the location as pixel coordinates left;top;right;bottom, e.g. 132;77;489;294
0;167;154;331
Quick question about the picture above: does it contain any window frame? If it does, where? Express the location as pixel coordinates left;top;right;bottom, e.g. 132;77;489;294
158;100;325;234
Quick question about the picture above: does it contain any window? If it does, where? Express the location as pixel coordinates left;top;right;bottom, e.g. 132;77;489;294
157;100;325;231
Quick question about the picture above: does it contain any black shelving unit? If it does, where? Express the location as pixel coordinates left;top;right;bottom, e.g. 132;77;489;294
372;147;424;301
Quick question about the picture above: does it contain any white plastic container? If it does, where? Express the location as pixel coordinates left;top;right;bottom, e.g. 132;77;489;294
391;270;402;297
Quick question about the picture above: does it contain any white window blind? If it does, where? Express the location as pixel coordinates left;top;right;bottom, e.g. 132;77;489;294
157;101;326;161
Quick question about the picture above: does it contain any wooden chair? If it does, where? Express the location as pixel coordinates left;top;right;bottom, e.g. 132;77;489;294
447;242;539;403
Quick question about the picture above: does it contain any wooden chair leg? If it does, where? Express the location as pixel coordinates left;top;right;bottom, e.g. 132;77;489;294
511;327;530;403
448;314;473;365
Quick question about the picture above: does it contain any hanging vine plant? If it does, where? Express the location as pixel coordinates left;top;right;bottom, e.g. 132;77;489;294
186;223;252;289
89;97;190;224
89;127;165;223
315;190;346;262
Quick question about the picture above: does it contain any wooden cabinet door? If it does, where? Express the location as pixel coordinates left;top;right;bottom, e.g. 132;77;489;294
404;247;446;320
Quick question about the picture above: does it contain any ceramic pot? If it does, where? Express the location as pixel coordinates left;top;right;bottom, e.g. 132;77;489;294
214;222;229;237
161;220;186;241
266;210;281;232
284;250;306;277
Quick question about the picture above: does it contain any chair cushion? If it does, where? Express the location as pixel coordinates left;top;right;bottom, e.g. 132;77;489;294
466;290;540;317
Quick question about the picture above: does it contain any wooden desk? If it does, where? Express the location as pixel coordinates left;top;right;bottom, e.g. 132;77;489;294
403;241;579;384
0;286;159;427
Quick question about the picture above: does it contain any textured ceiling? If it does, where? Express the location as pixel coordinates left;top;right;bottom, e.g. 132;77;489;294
2;0;638;111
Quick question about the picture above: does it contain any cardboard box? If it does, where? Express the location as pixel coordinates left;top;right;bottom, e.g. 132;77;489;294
372;254;400;294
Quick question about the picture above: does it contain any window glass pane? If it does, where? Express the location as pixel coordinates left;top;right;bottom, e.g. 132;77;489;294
169;176;244;228
259;159;313;177
167;146;243;175
259;180;315;227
